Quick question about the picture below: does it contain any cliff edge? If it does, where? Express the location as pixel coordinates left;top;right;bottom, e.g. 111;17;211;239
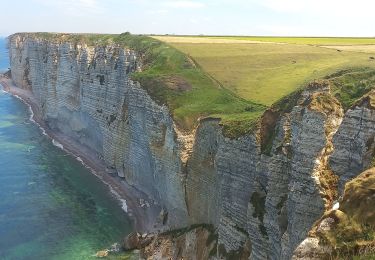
7;33;375;259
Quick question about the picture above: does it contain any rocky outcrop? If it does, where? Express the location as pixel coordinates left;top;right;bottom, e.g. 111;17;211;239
294;167;375;259
8;33;375;260
140;225;219;260
330;103;375;192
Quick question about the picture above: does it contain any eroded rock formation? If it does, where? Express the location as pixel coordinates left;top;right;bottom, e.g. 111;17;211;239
8;33;375;260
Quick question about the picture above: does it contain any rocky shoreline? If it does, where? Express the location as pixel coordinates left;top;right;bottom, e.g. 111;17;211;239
0;73;163;235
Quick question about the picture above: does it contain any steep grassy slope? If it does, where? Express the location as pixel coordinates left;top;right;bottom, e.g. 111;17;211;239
325;68;375;110
25;33;265;136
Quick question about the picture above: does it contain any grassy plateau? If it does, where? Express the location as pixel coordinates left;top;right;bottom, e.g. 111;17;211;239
26;33;375;137
198;36;375;45
154;36;375;105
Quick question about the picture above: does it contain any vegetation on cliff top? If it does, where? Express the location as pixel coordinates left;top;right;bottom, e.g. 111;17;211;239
24;33;375;138
259;67;375;155
316;168;375;259
156;36;375;106
26;32;265;137
325;67;375;110
192;36;375;46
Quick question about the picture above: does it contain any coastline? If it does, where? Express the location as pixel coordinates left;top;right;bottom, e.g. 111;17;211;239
0;74;162;234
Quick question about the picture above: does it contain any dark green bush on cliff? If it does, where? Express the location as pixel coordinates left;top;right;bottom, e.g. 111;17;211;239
317;168;375;259
325;67;375;110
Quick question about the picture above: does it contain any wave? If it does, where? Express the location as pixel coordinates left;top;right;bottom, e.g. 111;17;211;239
120;199;128;212
52;139;64;150
7;88;131;215
28;106;35;123
40;126;47;136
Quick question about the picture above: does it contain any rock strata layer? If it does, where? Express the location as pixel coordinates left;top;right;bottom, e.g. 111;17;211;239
8;33;375;260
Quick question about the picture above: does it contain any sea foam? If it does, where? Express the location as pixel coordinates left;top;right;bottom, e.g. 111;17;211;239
120;199;128;212
52;139;64;150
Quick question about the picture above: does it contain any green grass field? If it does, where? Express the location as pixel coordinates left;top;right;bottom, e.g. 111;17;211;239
155;36;375;106
28;33;375;137
193;36;375;45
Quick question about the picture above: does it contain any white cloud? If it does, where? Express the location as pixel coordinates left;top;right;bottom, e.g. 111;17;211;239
189;18;199;24
146;9;169;15
3;0;374;37
259;0;304;13
255;24;305;36
256;0;375;17
33;0;104;16
163;1;206;9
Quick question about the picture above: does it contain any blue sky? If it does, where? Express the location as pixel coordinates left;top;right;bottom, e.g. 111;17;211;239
0;0;374;37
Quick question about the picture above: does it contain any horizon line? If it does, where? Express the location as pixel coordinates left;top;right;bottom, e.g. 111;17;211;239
2;32;375;39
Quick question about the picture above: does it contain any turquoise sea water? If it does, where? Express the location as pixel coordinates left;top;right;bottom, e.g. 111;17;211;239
0;38;133;259
0;38;9;72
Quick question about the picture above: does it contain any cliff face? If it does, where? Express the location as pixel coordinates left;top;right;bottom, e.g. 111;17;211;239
9;34;189;228
330;102;375;192
8;34;375;260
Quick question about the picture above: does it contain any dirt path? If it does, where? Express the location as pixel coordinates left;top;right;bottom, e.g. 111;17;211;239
319;44;375;53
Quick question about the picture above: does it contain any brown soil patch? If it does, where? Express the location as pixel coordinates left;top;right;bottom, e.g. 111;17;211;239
163;76;192;91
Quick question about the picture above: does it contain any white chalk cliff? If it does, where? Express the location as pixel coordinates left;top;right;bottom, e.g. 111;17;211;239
8;33;375;260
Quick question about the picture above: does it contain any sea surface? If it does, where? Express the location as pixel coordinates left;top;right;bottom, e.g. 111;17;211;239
0;38;133;259
0;37;9;72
